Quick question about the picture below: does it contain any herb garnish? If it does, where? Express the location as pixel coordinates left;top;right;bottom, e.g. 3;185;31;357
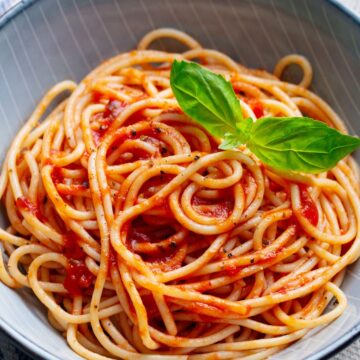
170;60;360;173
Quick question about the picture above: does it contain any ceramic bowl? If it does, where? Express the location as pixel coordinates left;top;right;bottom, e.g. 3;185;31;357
0;1;359;359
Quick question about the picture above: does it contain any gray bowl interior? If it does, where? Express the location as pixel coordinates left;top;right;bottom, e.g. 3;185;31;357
0;0;360;359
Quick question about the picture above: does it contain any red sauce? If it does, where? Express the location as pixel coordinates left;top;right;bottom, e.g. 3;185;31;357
92;100;127;146
275;274;310;295
50;149;67;157
16;196;47;222
56;184;89;196
51;167;63;184
224;263;242;277
192;195;233;219
124;110;146;126
92;130;103;147
63;231;86;260
63;231;94;297
281;215;301;234
244;98;264;118
141;174;174;199
276;286;288;294
299;184;318;226
93;92;106;103
92;116;112;147
145;252;183;272
340;241;353;256
108;247;117;268
281;184;319;233
252;103;264;118
189;301;226;314
257;248;282;265
196;201;232;219
185;300;253;317
126;218;187;271
130;148;152;161
199;314;217;323
128;218;175;249
141;294;160;319
269;179;283;192
63;261;94;297
103;100;127;119
240;170;257;195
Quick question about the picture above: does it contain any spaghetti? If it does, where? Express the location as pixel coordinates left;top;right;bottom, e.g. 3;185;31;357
0;28;359;359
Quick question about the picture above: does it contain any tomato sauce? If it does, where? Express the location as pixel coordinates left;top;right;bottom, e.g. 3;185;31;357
298;184;318;226
108;247;117;268
63;261;93;297
281;184;319;233
282;215;301;234
108;128;165;163
224;263;242;277
141;174;174;199
244;98;264;118
63;231;94;297
126;218;187;271
107;247;118;276
192;195;233;219
199;314;217;323
51;166;63;184
269;179;283;192
124;109;146;126
141;294;160;319
257;248;283;266
56;184;89;196
16;196;47;222
92;100;127;146
130;148;152;161
189;301;226;315
103;99;126;118
276;286;288;294
63;231;86;260
240;170;257;195
93;92;107;104
128;218;176;249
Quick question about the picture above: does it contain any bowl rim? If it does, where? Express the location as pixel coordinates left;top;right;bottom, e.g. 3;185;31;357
0;0;359;359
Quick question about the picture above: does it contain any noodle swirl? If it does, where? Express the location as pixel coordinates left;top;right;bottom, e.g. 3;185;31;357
0;28;359;360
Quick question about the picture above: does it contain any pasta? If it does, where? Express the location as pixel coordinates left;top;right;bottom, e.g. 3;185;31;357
0;28;359;359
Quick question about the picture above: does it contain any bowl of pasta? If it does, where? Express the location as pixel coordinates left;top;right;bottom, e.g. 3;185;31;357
0;0;360;359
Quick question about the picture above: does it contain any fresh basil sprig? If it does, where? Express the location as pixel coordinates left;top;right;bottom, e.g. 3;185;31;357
170;60;251;145
170;60;360;174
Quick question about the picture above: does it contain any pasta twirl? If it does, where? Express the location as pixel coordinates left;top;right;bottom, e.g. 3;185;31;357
0;28;359;360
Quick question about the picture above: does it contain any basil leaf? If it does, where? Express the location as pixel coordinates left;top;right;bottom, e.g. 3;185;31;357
220;118;254;150
248;117;360;173
170;60;249;143
170;61;360;174
220;132;243;150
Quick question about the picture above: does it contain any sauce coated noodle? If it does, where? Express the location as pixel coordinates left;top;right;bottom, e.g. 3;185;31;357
0;28;359;360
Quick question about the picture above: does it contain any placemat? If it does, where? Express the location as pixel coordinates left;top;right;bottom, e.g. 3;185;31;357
0;0;359;359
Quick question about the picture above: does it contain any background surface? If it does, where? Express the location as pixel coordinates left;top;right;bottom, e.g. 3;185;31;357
327;9;359;349
0;0;359;359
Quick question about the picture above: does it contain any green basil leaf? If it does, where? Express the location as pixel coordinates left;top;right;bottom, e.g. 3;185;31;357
219;132;244;150
170;61;360;174
220;118;254;149
170;60;249;143
236;117;253;136
248;117;360;173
